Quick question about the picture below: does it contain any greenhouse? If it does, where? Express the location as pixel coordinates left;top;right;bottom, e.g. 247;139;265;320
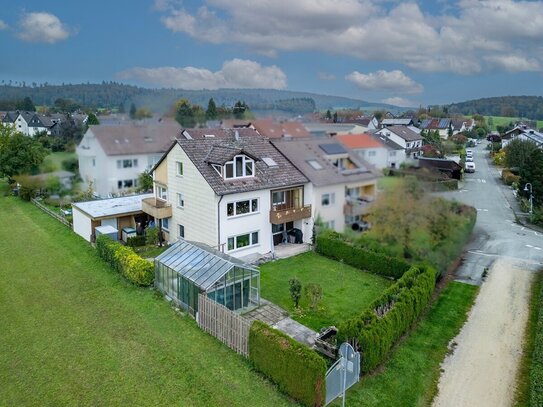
155;240;260;316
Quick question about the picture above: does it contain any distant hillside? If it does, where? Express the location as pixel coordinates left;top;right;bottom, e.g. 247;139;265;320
445;96;543;120
0;83;399;115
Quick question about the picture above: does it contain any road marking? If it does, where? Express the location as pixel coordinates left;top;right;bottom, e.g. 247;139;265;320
482;179;486;183
535;247;542;251
476;208;489;212
526;244;534;248
521;227;525;231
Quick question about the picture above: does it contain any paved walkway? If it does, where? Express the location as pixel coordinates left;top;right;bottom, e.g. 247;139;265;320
243;298;317;347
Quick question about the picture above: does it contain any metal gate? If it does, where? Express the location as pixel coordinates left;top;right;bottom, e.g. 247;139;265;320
325;343;360;406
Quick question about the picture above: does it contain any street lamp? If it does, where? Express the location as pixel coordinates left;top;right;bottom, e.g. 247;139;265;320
524;183;533;215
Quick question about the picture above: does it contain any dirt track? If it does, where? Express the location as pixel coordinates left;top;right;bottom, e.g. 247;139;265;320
433;259;533;407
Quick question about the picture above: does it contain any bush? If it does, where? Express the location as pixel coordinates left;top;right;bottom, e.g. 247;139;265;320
337;265;436;374
61;157;79;172
96;235;154;286
530;274;543;405
145;227;159;245
316;230;411;279
502;169;520;186
249;321;327;407
126;235;146;247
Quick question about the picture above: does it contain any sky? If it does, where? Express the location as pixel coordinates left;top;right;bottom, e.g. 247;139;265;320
1;0;543;107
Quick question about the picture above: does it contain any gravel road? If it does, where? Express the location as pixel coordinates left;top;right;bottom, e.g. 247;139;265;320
432;259;533;407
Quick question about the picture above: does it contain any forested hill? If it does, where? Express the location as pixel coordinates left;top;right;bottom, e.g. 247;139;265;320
0;83;397;114
445;96;543;120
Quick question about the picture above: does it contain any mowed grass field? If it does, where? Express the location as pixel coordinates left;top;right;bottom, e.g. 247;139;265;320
484;116;543;131
260;252;392;331
0;196;292;406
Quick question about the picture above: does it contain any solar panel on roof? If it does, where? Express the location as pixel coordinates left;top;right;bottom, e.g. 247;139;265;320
319;143;347;154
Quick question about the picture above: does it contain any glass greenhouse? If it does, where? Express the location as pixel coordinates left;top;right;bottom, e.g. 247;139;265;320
155;240;260;316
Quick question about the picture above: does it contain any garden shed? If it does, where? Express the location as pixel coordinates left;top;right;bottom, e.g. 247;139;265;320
155;240;260;316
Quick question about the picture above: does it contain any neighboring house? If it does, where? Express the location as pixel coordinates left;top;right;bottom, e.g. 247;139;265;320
77;120;182;197
370;132;407;168
27;114;56;136
503;125;543;148
250;118;310;139
343;116;379;130
302;122;369;137
1;110;58;136
377;125;424;159
72;193;153;242
380;118;415;128
336;133;389;169
451;118;475;135
143;128;312;260
419;118;452;139
272;138;380;233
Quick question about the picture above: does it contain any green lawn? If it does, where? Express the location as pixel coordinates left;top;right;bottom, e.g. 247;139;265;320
0;196;292;406
377;176;402;191
332;281;478;407
484;115;543;131
134;244;170;258
41;151;77;172
260;252;392;331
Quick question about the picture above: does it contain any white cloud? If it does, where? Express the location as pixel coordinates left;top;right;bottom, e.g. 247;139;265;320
382;97;416;108
0;20;8;30
117;59;287;90
17;12;71;43
484;55;541;72
156;0;543;74
318;72;336;81
346;70;423;94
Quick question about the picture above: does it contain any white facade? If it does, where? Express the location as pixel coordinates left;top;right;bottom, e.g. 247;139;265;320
77;128;163;197
352;147;389;170
386;148;407;168
377;128;423;159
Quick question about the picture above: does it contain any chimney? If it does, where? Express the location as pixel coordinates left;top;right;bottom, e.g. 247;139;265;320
234;130;240;141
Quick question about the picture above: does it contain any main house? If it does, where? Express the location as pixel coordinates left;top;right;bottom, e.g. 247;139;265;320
142;128;312;259
77;120;182;197
272;137;380;232
376;125;424;159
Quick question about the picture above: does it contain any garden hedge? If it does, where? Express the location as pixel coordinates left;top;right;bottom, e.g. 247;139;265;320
96;235;154;286
316;230;411;279
126;235;146;247
337;265;436;374
249;321;327;407
530;276;543;406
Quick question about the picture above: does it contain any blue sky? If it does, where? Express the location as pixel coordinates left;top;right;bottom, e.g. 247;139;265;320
1;0;543;107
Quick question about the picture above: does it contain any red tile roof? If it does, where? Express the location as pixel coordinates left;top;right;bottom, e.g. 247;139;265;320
336;133;384;149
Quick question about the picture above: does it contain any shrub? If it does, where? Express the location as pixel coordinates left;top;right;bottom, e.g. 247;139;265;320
304;283;323;310
249;321;327;407
96;235;154;286
145;227;159;245
337;265;436;374
530;274;543;405
127;235;146;247
61;157;79;172
502;169;520;186
316;230;411;279
289;278;302;308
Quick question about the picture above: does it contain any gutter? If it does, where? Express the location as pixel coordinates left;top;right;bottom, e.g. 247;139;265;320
217;195;224;251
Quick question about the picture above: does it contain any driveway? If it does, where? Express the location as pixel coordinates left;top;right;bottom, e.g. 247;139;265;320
432;143;543;407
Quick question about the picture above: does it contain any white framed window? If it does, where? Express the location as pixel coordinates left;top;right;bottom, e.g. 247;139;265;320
157;185;168;201
227;231;259;251
118;179;137;189
368;150;376;157
162;218;170;231
224;155;254;179
177;192;185;208
321;192;335;207
92;158;96;167
272;191;286;206
178;224;185;238
226;198;258;217
176;161;183;176
390;151;397;157
212;164;222;176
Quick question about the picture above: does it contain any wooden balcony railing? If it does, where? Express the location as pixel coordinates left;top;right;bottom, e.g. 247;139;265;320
270;204;312;225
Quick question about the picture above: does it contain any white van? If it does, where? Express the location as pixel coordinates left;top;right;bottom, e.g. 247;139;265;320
465;162;476;173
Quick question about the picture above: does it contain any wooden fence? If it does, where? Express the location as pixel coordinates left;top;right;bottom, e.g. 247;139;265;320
31;199;71;227
197;294;250;357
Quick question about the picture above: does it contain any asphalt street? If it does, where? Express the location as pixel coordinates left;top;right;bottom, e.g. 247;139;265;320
437;143;543;284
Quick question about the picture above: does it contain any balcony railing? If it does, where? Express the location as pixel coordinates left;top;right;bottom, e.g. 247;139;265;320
142;197;172;219
343;198;373;216
270;204;312;225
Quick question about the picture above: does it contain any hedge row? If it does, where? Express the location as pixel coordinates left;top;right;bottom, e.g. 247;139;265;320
126;235;146;247
316;230;411;279
96;235;154;286
337;265;436;374
249;321;327;407
530;274;543;406
501;169;520;186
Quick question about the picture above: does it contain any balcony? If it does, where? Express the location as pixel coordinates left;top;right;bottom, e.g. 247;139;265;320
343;198;373;217
270;204;312;225
142;197;172;219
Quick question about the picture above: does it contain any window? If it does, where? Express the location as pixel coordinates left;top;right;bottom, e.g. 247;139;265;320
307;159;323;170
176;161;184;176
123;179;134;188
92;158;96;167
227;198;258;217
212;164;222;176
368;150;376;157
133;159;138;167
321;192;335;207
157;185;167;200
177;192;184;208
178;224;185;238
272;191;285;205
117;159;137;168
390;151;397;157
224;155;254;179
227;231;259;251
162;218;169;231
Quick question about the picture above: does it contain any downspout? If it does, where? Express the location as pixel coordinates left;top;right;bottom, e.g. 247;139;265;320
217;195;224;252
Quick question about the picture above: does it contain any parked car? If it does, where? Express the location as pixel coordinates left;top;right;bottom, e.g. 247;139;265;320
465;162;476;173
466;156;473;162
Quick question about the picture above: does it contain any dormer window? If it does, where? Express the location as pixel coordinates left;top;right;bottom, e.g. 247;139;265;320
224;155;254;179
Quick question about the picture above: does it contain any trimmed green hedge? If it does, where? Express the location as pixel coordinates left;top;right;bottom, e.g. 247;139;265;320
530;274;543;406
96;235;154;286
337;265;436;374
316;230;411;279
249;321;327;407
127;235;146;247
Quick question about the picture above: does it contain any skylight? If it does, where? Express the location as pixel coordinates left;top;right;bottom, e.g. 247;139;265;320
307;159;323;170
262;157;278;167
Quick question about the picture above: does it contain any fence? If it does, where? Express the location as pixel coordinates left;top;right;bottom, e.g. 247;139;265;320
197;294;250;357
31;199;71;227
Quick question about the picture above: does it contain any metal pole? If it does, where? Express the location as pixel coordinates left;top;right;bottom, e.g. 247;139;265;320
342;358;347;407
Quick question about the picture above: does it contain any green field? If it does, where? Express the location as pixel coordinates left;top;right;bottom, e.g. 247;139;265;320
333;281;478;407
484;116;543;131
41;151;77;172
0;196;292;406
260;252;392;331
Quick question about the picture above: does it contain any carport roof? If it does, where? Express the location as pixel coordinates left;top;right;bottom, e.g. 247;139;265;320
155;240;258;291
72;193;153;219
